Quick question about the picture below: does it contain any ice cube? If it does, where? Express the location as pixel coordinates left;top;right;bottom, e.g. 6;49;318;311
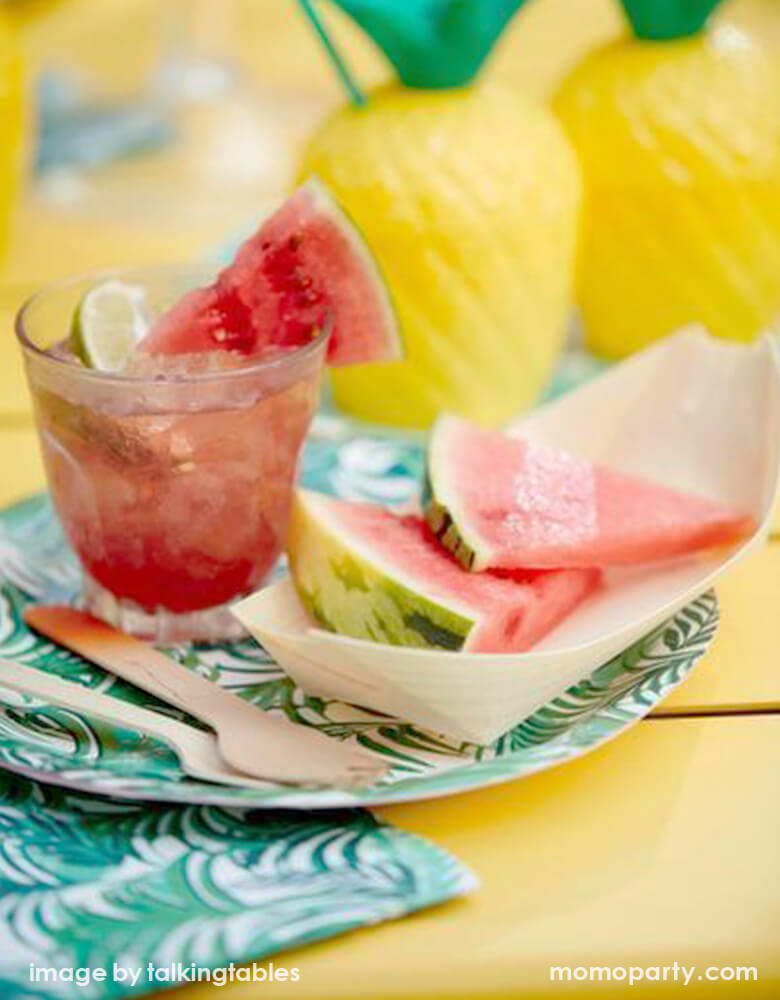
122;343;296;377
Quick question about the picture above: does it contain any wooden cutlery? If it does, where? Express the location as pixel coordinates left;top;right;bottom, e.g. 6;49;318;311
22;605;388;789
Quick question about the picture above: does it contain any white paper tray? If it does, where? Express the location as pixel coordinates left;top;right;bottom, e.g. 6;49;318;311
233;330;780;744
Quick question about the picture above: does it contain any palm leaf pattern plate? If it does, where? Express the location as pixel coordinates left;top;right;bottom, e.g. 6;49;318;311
0;431;718;810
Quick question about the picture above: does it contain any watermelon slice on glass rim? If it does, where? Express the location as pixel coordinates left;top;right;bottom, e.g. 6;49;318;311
139;178;402;366
424;415;756;572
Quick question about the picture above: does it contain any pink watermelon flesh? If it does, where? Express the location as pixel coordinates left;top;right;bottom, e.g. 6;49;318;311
326;498;599;653
426;416;755;571
139;179;401;366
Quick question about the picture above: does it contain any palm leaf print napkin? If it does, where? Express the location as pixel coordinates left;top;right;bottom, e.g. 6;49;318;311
0;772;476;999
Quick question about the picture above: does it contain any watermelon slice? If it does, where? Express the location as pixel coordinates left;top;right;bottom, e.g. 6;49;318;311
425;415;755;571
287;490;599;654
139;179;402;366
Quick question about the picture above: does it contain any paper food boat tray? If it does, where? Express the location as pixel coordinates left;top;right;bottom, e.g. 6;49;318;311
233;329;780;745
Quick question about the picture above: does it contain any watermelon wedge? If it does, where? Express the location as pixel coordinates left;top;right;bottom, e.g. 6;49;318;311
425;415;755;571
287;490;599;654
139;179;402;366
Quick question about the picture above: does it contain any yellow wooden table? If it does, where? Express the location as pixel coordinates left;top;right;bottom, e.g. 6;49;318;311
169;714;779;1000
1;2;778;996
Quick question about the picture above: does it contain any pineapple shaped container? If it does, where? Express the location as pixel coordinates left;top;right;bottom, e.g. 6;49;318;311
296;0;582;429
554;0;780;359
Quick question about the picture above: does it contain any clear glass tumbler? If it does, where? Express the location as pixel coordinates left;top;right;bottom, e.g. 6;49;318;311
16;268;327;643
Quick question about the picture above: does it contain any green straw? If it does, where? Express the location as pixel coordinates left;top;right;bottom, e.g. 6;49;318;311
297;0;367;107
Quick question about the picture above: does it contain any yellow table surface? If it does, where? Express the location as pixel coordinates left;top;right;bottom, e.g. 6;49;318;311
167;714;780;999
657;544;780;713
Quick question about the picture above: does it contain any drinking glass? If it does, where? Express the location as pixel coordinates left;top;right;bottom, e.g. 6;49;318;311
16;267;328;642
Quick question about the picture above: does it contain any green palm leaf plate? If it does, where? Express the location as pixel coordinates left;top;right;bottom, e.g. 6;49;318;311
0;431;718;810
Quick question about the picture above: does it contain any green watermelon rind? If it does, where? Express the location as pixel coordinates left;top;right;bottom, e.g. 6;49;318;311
423;414;493;572
303;177;404;366
287;490;476;652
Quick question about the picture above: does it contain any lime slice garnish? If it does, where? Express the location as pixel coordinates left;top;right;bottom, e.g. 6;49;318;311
71;280;150;372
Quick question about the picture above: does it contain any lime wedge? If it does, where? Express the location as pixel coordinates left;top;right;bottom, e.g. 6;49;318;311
71;280;150;371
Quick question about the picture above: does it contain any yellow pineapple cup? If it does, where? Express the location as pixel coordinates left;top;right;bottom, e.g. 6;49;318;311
554;0;780;359
296;0;582;429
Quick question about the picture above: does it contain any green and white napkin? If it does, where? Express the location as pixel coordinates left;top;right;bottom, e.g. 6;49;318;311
0;770;475;1000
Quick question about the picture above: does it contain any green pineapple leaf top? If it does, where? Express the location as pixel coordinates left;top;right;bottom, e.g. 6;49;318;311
619;0;724;40
299;0;529;94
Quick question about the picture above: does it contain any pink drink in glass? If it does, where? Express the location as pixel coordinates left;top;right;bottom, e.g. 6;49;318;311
16;268;327;642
